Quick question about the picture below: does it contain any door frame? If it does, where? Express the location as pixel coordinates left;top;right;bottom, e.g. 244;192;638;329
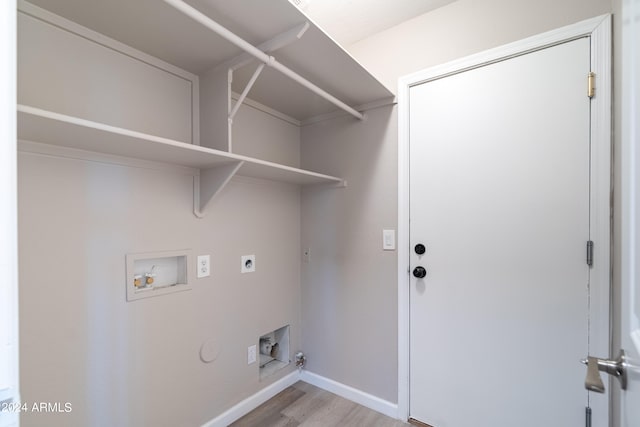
0;0;19;424
397;15;612;424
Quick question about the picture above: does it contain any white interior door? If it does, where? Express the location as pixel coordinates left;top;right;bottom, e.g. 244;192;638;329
409;38;597;426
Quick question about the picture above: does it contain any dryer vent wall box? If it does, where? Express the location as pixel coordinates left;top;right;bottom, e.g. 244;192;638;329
259;325;290;380
126;250;191;301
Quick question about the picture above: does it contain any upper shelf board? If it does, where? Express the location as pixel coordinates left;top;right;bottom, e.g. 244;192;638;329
19;0;395;121
17;105;344;186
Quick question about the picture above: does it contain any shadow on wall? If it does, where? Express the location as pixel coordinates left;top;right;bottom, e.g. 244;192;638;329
299;104;399;403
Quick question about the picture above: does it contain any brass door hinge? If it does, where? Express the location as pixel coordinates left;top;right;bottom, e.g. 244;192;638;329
588;72;595;98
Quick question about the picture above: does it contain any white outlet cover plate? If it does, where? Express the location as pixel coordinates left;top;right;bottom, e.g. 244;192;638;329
248;344;257;364
241;255;256;273
197;255;210;278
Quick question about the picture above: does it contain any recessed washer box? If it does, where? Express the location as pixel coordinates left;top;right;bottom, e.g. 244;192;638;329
126;250;191;301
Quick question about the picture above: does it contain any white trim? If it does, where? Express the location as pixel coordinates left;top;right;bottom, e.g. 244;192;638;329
0;0;18;425
299;371;399;420
396;75;411;420
18;0;200;146
200;370;401;427
200;371;300;427
397;15;612;423
400;14;609;89
587;16;613;427
621;0;640;358
192;78;200;146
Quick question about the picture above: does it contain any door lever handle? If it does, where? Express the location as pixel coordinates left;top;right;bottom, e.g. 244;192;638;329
583;356;605;393
580;349;627;392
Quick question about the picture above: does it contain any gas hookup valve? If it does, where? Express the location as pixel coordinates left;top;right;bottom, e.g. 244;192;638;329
294;351;306;371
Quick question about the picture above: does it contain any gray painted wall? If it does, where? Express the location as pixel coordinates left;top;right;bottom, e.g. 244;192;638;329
18;13;303;427
300;0;612;406
233;104;301;168
18;152;301;427
349;0;613;95
18;0;622;424
300;106;398;403
17;12;194;143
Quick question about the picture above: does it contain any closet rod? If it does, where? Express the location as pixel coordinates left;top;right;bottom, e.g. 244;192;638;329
162;0;365;120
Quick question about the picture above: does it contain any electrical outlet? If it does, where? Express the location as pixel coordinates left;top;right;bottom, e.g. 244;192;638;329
197;255;210;278
248;344;257;364
241;255;255;273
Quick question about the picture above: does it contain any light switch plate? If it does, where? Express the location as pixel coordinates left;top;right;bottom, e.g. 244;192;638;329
383;229;396;251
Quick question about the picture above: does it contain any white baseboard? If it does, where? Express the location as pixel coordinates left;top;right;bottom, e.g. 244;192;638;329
299;371;399;420
201;370;399;426
201;371;300;427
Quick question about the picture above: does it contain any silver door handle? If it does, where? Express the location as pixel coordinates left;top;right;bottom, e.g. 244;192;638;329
580;349;627;392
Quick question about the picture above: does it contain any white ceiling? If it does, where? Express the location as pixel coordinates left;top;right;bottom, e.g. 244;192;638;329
292;0;457;46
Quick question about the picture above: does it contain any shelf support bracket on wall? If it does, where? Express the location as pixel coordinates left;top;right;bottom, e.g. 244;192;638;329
218;22;310;72
162;0;364;120
229;63;265;122
193;161;244;218
223;22;308;152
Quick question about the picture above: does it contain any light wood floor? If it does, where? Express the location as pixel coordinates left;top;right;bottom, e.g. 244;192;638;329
230;381;411;427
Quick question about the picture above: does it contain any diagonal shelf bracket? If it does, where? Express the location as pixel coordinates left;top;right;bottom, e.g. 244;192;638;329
163;0;364;120
218;21;310;72
16;106;347;217
194;161;244;218
229;63;265;121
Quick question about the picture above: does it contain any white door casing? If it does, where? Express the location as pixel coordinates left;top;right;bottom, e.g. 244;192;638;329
620;0;640;425
0;1;19;426
397;15;611;425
